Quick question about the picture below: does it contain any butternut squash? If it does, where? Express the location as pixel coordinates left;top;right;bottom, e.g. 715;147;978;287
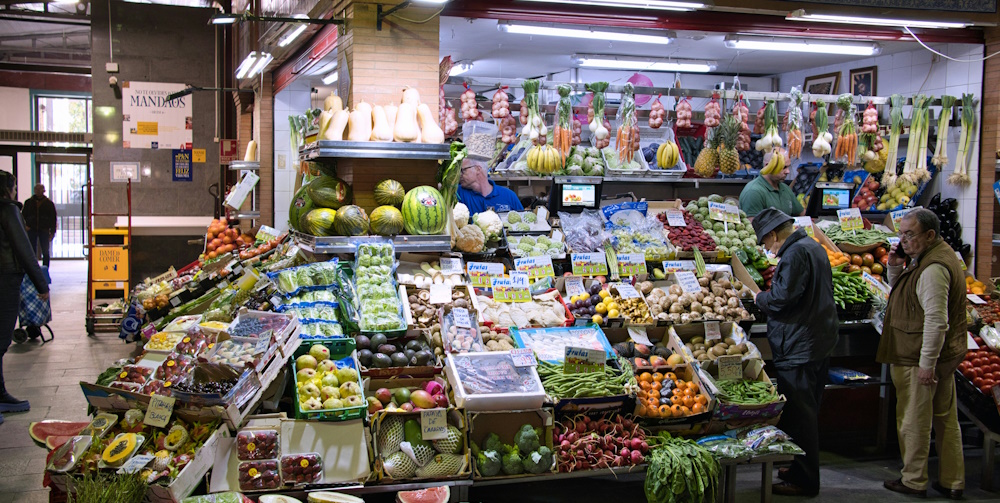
371;105;393;141
318;110;334;140
401;86;421;106
325;109;350;141
384;104;398;134
393;102;420;142
348;105;373;142
244;140;257;161
417;103;445;144
324;93;343;113
355;101;372;118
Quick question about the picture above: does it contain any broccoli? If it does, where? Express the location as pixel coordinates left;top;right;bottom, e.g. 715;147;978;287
501;447;524;475
526;446;554;474
483;433;503;454
514;424;540;453
478;450;502;477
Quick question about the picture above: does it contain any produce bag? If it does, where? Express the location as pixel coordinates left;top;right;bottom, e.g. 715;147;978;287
558;209;609;253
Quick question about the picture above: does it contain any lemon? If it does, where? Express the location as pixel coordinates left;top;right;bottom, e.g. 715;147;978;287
580;292;591;301
591;314;604;324
606;302;619;312
570;295;580;304
599;290;611;299
608;309;620;318
595;303;608;314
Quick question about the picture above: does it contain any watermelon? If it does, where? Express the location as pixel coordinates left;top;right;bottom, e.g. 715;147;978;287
289;185;314;231
29;420;89;447
374;179;406;208
307;176;352;209
333;205;370;236
305;208;338;236
401;186;447;235
305;160;338;178
396;486;450;503
370;206;404;236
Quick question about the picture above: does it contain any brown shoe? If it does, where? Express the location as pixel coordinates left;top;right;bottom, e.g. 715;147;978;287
931;481;963;500
777;467;791;481
883;478;926;498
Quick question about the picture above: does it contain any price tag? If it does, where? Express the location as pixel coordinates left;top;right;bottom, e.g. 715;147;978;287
675;271;701;294
862;272;890;302
563;346;606;374
890;207;914;232
615;282;641;299
969;333;980;350
169;295;181;307
468;262;504;288
571;253;608;277
662;261;694;272
430;283;453;304
510;348;537;367
143;394;176;428
492;276;531;303
666;210;686;227
617;253;648;277
141;323;157;338
837;208;863;232
233;265;244;275
565;276;587;298
420;409;448;440
117;454;154;474
792;216;814;237
453;307;472;328
968;294;987;305
628;327;652;346
439;257;464;275
717;355;744;381
709;202;740;223
515;256;555;280
270;295;282;307
704;321;722;341
510;271;530;288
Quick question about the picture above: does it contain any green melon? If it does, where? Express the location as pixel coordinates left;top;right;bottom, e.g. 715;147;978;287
333;205;369;236
304;208;337;236
307;176;352;209
305;160;338;178
401;186;446;235
374;179;406;208
288;185;314;231
370;206;405;236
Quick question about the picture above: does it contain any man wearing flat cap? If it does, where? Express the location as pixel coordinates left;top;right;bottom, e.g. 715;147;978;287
752;207;839;496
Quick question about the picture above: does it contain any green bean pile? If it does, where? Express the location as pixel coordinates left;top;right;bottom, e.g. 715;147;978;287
832;269;870;308
714;379;778;405
536;357;636;399
823;226;895;247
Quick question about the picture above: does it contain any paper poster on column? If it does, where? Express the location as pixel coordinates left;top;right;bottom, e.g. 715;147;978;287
122;82;193;150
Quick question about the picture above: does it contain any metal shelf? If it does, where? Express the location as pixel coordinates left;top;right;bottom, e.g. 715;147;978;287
301;140;451;161
495;175;752;186
235;212;261;219
291;230;452;254
229;161;260;171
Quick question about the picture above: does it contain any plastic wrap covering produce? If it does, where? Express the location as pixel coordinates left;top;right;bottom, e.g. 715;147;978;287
510;325;614;363
267;260;340;297
298;320;345;339
558;210;610;253
354;241;406;332
695;435;754;461
510;234;566;258
172;361;245;400
277;301;339;323
610;216;672;262
439;305;485;353
477;289;569;328
450;352;543;395
563;145;606;177
729;425;805;456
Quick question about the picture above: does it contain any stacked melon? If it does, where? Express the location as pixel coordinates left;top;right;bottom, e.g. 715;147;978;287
290;175;353;236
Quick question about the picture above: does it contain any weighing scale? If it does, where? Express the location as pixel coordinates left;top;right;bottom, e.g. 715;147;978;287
548;176;604;214
806;181;856;218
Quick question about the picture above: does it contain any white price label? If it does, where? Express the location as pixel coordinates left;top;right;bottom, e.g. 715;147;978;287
420;409;448;440
510;348;537;367
628;327;651;346
969;333;980;350
143;394;175;428
615;283;641;299
968;294;987;305
704;321;722;341
675;271;701;294
117;454;154;475
453;307;472;328
717;355;743;381
430;283;453;304
510;271;530;288
565;277;587;298
666;210;686;227
439;257;464;275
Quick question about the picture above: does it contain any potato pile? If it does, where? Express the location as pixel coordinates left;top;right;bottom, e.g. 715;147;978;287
684;336;751;365
479;324;516;351
645;273;752;324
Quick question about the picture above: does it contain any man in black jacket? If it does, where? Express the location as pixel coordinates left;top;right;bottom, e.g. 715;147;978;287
22;184;56;267
753;208;839;496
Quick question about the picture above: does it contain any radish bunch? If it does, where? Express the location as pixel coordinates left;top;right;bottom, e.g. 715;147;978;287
704;96;721;128
553;414;649;472
460;83;481;121
648;95;667;129
675;97;692;128
491;86;510;119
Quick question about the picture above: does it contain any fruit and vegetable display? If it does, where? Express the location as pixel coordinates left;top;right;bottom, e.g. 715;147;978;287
831;268;872;311
611;226;672;262
645;273;751;325
822;225;894;249
735;247;775;290
959;340;1000;395
657;209;716;253
352;242;406;332
368;379;450;413
679;334;755;367
928;194;971;257
404;284;471;330
476;290;570;328
550;415;648;473
504;209;549;233
613;340;684;369
713;378;778;406
375;415;466;480
975;299;1000;325
293;343;364;415
599;284;654;325
644;432;720;503
510;234;565;258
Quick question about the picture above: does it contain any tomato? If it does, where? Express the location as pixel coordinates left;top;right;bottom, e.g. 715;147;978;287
862;253;875;267
974;358;986;367
875;247;888;258
982;385;994;395
974;377;985;387
967;352;978;361
964;369;976;380
960;361;972;371
974;367;985;378
977;337;987;346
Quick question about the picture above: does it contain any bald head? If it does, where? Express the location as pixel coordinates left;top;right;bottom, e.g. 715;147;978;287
33;184;45;196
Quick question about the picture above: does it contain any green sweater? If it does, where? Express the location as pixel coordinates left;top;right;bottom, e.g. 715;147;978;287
738;176;803;217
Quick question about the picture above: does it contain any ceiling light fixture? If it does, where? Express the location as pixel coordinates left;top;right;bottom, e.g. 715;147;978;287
312;61;337;76
499;21;673;45
209;12;343;26
449;63;472;76
278;15;310;47
235;52;258;79
724;35;881;56
575;54;715;73
211;13;242;24
520;0;705;12
322;72;339;85
246;52;274;79
786;9;969;29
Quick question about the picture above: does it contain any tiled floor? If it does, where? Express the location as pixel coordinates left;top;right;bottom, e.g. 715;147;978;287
0;260;132;502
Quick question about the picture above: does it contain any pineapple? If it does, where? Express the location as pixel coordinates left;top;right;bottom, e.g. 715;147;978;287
718;115;741;175
693;129;720;178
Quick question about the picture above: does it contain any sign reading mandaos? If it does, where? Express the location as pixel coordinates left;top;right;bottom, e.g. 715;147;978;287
122;81;193;150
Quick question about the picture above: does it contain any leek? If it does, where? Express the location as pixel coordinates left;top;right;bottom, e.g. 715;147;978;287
948;93;976;187
882;94;904;189
932;95;956;168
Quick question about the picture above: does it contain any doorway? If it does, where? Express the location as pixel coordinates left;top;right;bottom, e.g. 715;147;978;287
35;158;90;259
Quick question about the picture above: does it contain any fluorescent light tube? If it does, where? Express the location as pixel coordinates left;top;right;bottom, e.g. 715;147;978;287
787;10;969;29
500;21;672;45
450;63;471;76
520;0;704;12
278;16;310;47
322;72;339;85
247;52;273;78
577;56;714;73
724;35;880;56
415;0;450;3
211;14;240;24
312;61;337;76
235;52;257;79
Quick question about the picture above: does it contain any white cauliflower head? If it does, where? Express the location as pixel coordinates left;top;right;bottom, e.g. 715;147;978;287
454;223;486;253
473;210;503;241
453;202;470;229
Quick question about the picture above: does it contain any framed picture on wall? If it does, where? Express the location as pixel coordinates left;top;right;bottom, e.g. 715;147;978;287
850;66;878;97
803;72;841;96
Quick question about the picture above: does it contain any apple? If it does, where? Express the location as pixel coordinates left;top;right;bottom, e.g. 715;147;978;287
296;354;318;370
320;373;340;388
296;368;317;382
317;360;338;374
434;393;449;408
309;344;331;362
375;387;393;405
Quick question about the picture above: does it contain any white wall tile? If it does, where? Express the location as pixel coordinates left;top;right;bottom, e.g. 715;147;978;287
911;49;934;66
892;52;912;69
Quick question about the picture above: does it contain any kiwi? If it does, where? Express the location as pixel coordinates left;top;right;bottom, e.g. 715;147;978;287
691;336;705;344
723;337;736;346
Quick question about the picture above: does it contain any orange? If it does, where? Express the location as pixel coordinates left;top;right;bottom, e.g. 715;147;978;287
648;389;660;399
670;404;684;417
637;390;648;400
692;402;706;414
651;372;665;382
639;372;653;383
682;388;694;397
636;404;647;416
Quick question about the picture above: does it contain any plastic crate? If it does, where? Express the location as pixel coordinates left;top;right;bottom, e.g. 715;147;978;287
837;300;873;321
291;338;366;421
955;370;1000;431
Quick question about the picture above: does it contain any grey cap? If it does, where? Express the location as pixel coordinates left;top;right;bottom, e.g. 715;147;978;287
752;207;794;244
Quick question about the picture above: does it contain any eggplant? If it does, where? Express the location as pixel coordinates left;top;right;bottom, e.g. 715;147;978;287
930;193;941;207
944;198;959;211
961;243;972;257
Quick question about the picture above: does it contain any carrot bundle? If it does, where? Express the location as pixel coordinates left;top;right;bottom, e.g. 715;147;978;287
616;82;638;163
555;84;574;164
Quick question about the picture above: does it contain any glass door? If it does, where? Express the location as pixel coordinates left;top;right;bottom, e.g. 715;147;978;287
37;160;89;259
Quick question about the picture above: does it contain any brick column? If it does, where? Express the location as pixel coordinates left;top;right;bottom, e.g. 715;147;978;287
257;72;274;228
978;29;1000;277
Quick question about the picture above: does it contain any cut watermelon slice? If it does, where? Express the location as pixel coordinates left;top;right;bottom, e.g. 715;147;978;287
45;435;77;451
29;421;90;448
396;486;450;503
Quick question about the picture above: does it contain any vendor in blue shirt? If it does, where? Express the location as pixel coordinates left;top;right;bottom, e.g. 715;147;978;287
456;156;523;215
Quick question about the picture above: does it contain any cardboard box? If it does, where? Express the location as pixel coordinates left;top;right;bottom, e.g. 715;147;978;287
467;408;555;479
370;408;471;483
700;363;786;433
362;375;451;410
146;425;230;502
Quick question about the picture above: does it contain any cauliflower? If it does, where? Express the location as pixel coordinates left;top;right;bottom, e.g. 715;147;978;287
474;210;503;241
514;424;540;453
455;224;486;253
501;446;524;475
453;202;470;229
478;450;502;477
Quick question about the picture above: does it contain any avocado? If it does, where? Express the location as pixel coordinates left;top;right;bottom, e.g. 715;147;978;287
355;335;371;350
405;339;423;352
358;349;374;367
370;333;388;348
390;352;409;367
372;353;392;368
378;344;397;355
414;350;432;366
404;348;416;361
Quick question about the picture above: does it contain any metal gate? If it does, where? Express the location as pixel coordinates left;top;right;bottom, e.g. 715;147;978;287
37;157;90;259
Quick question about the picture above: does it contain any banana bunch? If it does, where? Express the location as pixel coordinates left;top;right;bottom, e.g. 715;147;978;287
526;144;562;175
760;147;787;176
656;140;679;169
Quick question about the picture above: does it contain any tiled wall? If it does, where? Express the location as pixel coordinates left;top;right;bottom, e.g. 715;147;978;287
273;79;314;232
777;43;984;257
